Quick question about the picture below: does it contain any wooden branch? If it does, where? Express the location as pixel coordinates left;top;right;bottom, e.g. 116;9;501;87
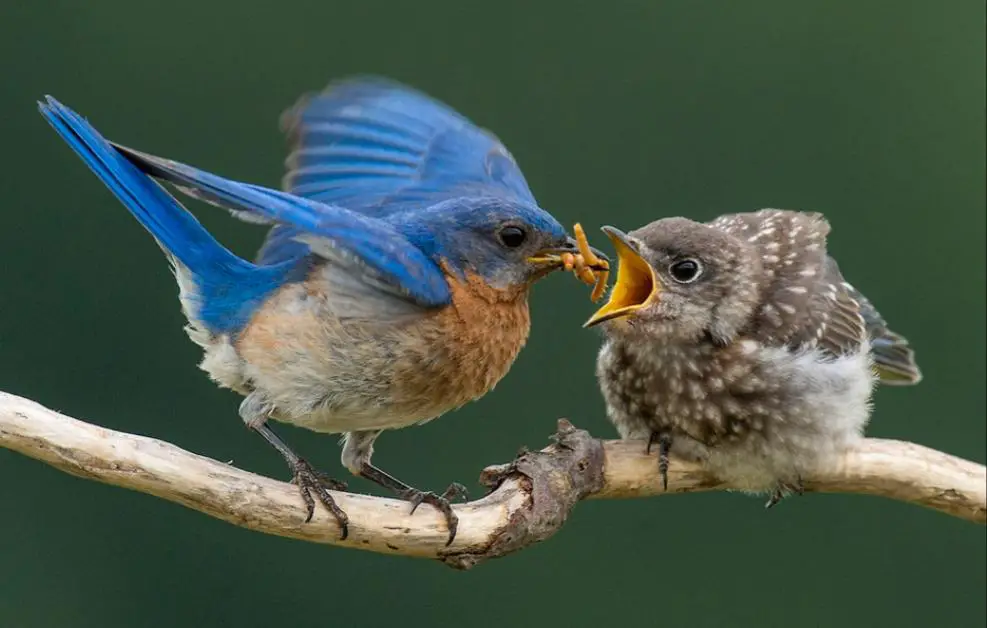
2;390;984;569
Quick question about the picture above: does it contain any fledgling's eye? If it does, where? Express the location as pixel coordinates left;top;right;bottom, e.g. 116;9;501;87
497;225;528;248
669;258;703;283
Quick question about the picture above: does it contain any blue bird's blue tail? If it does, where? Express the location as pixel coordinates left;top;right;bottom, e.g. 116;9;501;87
39;96;293;334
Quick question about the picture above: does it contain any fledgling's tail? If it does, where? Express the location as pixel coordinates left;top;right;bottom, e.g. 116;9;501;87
39;96;292;335
869;327;922;385
849;284;923;386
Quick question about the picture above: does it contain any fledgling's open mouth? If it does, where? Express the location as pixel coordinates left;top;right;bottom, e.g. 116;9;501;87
584;226;661;327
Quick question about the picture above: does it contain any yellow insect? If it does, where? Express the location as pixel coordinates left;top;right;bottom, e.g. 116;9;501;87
565;223;610;302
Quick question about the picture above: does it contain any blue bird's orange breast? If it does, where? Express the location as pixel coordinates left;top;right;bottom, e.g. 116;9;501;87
226;266;531;434
399;267;531;410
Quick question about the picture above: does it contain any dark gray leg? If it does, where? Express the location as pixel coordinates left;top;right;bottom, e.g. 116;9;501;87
240;394;349;538
647;431;673;491
342;430;467;546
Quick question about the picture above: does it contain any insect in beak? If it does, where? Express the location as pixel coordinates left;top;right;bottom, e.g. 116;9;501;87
528;224;610;301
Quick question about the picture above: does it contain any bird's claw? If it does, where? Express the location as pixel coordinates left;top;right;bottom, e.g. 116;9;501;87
290;465;348;492
647;431;672;491
764;477;805;509
402;482;468;546
291;459;350;539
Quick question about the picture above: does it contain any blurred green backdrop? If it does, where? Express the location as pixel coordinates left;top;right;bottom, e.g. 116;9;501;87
1;1;984;627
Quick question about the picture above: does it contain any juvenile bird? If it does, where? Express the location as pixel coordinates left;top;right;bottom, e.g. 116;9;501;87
39;78;607;542
586;209;921;505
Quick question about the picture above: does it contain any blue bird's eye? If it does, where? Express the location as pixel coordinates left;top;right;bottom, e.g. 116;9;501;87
497;225;528;248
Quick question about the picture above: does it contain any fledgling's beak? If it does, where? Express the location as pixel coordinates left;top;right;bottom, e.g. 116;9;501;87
584;226;661;327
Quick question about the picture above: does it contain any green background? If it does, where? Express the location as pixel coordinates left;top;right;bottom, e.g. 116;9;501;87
1;2;984;627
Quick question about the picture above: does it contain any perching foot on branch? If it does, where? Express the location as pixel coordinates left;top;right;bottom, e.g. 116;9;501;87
1;391;984;571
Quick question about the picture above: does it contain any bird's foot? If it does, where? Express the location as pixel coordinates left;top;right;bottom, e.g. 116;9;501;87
647;431;673;491
290;464;348;492
249;421;350;539
400;482;469;546
764;477;804;509
352;454;468;546
290;458;350;538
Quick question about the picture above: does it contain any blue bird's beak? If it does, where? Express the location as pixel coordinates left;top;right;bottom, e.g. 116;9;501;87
527;239;610;270
564;236;611;267
584;226;661;327
527;224;610;301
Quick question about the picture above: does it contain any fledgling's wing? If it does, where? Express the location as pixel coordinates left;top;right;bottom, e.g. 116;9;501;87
841;272;922;385
114;144;452;313
280;76;537;212
801;256;869;359
710;209;868;359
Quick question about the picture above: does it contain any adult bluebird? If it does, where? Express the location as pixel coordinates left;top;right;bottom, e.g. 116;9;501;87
39;78;607;542
585;210;920;506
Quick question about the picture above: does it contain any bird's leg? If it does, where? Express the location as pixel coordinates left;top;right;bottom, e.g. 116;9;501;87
342;431;467;546
239;395;349;538
764;474;805;509
646;430;673;491
359;464;467;541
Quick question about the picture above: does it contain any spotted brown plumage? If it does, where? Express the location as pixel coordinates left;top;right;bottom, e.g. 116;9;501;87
587;209;921;505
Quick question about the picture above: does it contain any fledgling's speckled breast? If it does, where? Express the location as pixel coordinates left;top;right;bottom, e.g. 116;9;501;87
597;334;874;491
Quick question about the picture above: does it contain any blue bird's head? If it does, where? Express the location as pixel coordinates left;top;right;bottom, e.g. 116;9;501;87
392;197;607;292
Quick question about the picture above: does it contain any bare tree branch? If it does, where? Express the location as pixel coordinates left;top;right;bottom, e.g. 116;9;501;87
2;390;984;569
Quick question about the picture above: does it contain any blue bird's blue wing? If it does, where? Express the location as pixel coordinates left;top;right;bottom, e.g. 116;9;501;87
113;144;453;310
262;77;538;266
39;96;294;334
280;77;537;212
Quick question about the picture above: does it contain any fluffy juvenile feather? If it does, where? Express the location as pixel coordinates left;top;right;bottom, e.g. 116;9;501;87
589;209;921;499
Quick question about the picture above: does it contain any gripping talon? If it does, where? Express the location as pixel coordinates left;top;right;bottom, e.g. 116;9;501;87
646;432;659;455
764;477;804;509
291;459;349;539
658;446;670;491
765;488;784;509
403;483;466;546
647;431;672;491
291;467;348;492
442;482;469;502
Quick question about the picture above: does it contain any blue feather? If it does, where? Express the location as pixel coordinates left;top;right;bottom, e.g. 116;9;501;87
263;77;542;268
40;97;454;335
280;77;537;213
113;145;451;309
38;96;295;335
